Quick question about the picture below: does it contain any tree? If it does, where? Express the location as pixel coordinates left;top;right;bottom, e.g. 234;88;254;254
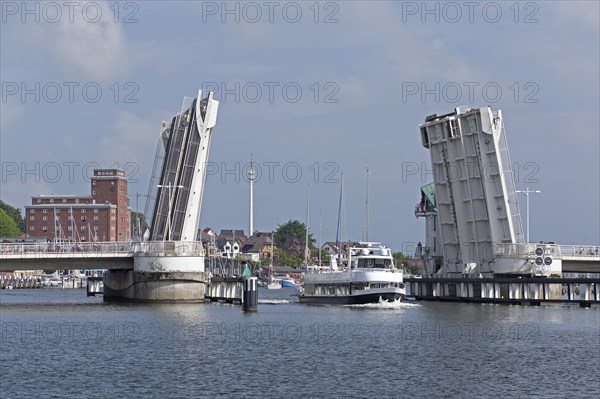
131;211;149;237
273;220;318;264
0;208;23;237
0;200;24;233
392;251;406;269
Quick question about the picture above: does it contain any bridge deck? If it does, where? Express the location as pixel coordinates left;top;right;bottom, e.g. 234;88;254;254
0;241;204;272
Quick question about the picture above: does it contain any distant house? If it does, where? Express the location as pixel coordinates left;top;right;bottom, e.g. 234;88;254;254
321;241;361;265
216;229;247;258
284;237;308;258
242;232;274;261
217;229;246;249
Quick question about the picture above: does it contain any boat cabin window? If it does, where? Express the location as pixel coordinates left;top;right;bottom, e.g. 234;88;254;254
357;258;392;268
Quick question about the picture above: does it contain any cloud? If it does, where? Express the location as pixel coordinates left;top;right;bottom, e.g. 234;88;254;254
101;110;159;168
13;1;131;82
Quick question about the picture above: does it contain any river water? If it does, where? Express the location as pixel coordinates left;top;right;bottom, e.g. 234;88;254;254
1;287;598;398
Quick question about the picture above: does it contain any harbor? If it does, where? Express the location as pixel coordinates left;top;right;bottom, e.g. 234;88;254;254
1;287;598;398
1;2;598;397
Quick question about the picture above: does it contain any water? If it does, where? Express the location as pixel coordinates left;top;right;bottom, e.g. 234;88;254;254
1;287;599;398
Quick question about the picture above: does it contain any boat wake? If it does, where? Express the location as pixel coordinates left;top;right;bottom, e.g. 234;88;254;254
258;299;297;305
345;298;421;309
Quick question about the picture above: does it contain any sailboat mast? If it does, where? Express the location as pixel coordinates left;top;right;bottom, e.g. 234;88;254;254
304;185;310;266
318;213;322;267
335;173;344;263
363;167;369;242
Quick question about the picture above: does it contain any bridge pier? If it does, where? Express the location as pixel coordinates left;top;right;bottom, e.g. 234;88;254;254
103;252;208;303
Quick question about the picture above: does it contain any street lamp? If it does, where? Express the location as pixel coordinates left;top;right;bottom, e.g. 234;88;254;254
516;187;542;243
157;182;184;241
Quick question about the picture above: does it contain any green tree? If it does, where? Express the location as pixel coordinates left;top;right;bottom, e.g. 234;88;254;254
0;200;25;233
0;208;23;237
131;211;149;237
274;220;316;247
392;251;406;269
273;220;318;264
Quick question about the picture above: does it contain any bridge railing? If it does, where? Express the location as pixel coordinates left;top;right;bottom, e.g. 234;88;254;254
494;243;562;258
0;241;136;257
138;241;205;256
560;245;600;258
0;241;206;258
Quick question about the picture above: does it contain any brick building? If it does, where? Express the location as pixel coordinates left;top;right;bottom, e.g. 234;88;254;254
25;169;131;242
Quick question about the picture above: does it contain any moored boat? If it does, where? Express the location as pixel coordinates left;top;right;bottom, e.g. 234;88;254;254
281;278;299;287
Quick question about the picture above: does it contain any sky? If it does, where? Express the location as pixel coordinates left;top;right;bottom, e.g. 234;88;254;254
1;0;599;253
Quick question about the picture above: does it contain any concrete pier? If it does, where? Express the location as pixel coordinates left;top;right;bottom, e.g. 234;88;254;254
205;277;243;304
406;276;599;307
103;244;209;302
104;269;207;302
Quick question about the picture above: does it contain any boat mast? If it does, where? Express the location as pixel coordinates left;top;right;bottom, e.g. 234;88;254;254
304;184;310;266
335;173;344;266
270;231;274;276
318;213;322;267
363;167;369;242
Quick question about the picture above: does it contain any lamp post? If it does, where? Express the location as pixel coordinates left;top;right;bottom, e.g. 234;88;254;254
157;182;184;241
516;187;541;243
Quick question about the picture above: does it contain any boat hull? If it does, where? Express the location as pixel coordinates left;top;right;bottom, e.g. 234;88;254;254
298;291;404;305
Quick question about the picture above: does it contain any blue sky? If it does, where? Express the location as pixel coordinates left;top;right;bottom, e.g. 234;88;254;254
1;1;599;251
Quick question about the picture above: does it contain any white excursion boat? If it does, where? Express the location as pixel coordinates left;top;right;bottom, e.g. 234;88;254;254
299;243;405;305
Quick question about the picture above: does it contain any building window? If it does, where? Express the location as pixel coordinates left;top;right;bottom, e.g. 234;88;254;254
29;226;35;231
81;209;86;214
111;216;116;221
56;209;60;214
42;216;47;221
92;190;96;195
93;226;99;231
68;208;72;213
111;226;115;231
92;180;96;185
75;199;79;203
68;226;72;231
42;226;48;232
29;209;35;214
36;199;41;204
81;226;86;231
55;216;60;221
49;199;54;203
62;199;67;203
81;216;87;222
30;216;35;220
94;209;99;213
68;216;73;221
93;216;99;221
43;209;48;213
